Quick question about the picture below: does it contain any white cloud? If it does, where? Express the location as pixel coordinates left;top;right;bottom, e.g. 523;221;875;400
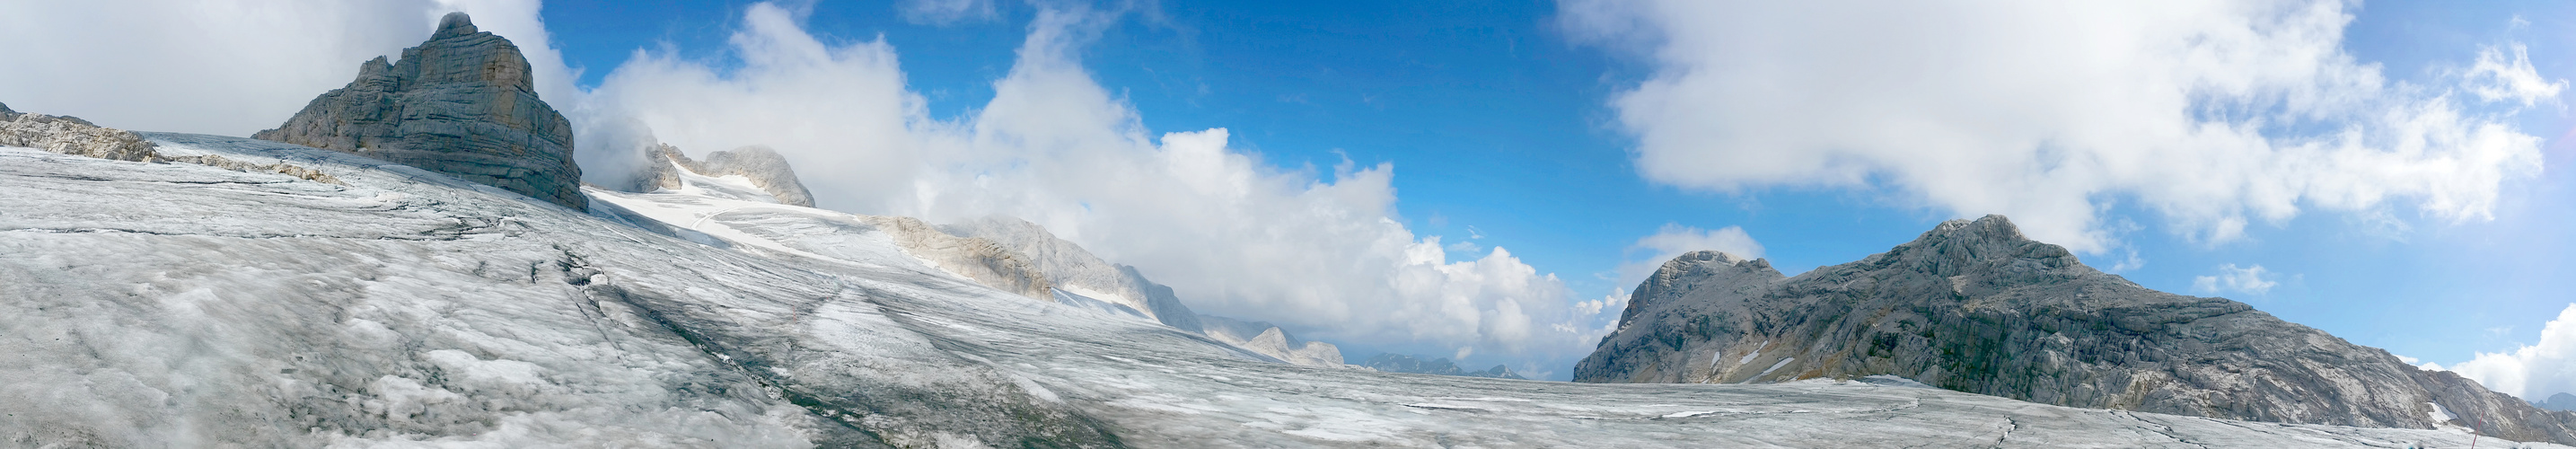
0;0;576;137
2465;43;2568;106
2191;263;2278;296
1560;0;2554;252
2396;355;2447;372
1613;224;1764;288
2453;304;2576;400
583;4;1599;365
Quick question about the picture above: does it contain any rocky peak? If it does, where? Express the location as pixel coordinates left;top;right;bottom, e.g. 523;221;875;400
254;12;583;209
1863;215;2082;290
1618;251;1780;330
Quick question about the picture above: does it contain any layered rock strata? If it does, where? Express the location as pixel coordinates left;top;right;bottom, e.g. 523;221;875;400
254;12;584;209
1576;215;2576;444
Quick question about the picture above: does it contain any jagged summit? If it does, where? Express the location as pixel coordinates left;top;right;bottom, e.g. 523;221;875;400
1578;215;2576;444
254;12;584;209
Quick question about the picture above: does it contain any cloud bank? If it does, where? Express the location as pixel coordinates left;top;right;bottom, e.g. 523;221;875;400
2454;304;2576;400
1561;0;2559;252
584;4;1599;367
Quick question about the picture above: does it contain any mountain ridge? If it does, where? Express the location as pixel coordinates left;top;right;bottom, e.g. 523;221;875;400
1577;215;2576;444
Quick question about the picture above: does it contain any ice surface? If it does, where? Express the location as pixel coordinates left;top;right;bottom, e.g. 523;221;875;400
4;135;2572;447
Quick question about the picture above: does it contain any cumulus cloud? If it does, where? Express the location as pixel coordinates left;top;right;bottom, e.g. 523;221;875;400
584;4;1598;366
1613;224;1764;288
2453;304;2576;400
1560;0;2556;252
2191;263;2278;296
0;0;576;136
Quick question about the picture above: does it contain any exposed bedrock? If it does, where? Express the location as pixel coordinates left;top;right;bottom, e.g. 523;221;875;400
1577;215;2576;444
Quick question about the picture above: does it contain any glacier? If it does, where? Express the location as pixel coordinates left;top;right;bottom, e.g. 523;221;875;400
2;133;2568;447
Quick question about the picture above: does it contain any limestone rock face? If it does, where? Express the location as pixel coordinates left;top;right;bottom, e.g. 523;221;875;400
642;144;814;207
0;102;158;162
1576;215;2576;445
253;13;584;209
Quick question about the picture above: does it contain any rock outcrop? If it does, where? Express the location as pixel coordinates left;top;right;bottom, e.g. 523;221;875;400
640;144;814;207
0;102;158;162
1576;215;2576;444
938;216;1207;333
862;216;1056;301
253;13;584;209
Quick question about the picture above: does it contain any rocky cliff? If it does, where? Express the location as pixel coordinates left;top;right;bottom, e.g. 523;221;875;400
253;13;584;209
639;144;814;207
1575;215;2576;444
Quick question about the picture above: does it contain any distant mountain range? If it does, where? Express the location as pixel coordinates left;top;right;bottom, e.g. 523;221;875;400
1361;353;1525;380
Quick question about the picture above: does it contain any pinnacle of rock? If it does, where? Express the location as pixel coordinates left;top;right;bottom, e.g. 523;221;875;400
253;12;585;209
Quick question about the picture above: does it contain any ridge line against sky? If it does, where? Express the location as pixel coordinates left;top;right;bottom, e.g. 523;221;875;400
3;0;2574;388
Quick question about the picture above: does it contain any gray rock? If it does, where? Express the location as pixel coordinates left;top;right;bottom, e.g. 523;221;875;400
1577;215;2576;445
640;144;814;207
253;13;584;209
0;101;159;162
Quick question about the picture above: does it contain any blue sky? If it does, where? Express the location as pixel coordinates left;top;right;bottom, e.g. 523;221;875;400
4;0;2573;387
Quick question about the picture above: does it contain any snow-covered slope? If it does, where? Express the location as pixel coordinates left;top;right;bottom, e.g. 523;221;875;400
4;134;2569;447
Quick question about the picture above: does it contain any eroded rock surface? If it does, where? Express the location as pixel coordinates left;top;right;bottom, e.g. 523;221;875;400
253;12;584;209
1577;215;2576;444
